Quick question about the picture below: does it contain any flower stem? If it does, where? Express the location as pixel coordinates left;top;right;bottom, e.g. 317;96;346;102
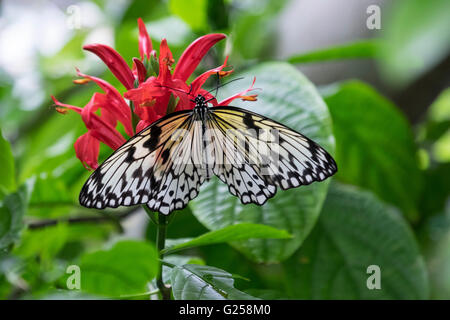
156;212;171;300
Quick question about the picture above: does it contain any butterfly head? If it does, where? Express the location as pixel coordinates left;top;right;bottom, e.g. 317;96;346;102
194;94;206;106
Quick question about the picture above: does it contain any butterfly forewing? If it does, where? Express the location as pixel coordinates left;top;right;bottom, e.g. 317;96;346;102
79;110;207;214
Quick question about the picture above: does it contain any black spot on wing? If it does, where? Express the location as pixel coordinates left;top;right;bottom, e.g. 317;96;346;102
143;125;162;150
243;113;260;136
125;146;136;162
161;148;170;164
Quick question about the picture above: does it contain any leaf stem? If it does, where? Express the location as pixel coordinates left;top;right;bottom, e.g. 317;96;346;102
155;212;171;300
26;210;136;230
119;288;160;299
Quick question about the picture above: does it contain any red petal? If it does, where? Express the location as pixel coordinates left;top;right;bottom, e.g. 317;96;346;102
85;116;126;150
136;118;160;133
133;58;147;84
133;99;158;123
74;132;100;170
218;77;257;106
138;18;153;61
157;39;174;84
80;97;126;150
51;95;83;114
83;43;135;90
173;33;226;82
55;93;126;150
189;56;229;96
76;69;134;137
124;77;166;103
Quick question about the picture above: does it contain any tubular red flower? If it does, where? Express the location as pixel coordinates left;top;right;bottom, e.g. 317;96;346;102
133;58;147;85
74;132;100;170
157;39;174;85
173;33;226;81
83;43;135;90
52;95;126;152
137;18;153;61
54;17;257;171
189;56;230;98
218;77;257;106
124;77;166;103
76;69;134;137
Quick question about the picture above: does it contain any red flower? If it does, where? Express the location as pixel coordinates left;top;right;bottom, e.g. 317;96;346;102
53;18;257;170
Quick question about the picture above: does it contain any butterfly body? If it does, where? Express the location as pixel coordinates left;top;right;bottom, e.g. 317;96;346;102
192;94;209;122
79;95;337;214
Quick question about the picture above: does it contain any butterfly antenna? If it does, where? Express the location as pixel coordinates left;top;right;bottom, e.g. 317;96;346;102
207;77;245;96
214;72;220;98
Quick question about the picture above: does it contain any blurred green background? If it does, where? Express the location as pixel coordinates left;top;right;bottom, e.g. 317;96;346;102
0;0;449;300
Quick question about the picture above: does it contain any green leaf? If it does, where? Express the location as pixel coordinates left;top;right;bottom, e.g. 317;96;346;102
161;254;206;286
14;223;69;264
191;62;335;263
283;182;429;299
0;186;27;252
244;289;290;300
426;206;450;299
322;80;422;220
378;0;450;87
0;129;15;193
169;0;208;32
78;240;158;297
288;40;381;64
163;223;291;255
171;264;258;300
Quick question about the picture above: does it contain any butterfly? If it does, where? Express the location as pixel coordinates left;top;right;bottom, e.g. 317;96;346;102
79;94;337;214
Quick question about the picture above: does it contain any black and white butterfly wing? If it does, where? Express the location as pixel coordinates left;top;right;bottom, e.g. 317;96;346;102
79;109;207;214
80;104;337;215
206;106;337;205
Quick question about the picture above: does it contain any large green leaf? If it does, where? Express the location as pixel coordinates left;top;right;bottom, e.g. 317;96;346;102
163;223;291;254
77;240;158;297
322;80;422;220
161;255;206;286
0;129;15;193
288;40;381;64
283;182;429;299
426;205;450;299
378;0;450;87
191;62;335;263
171;264;258;300
0;186;27;252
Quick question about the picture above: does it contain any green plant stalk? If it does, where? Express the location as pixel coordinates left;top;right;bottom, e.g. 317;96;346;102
156;212;171;300
143;205;171;299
